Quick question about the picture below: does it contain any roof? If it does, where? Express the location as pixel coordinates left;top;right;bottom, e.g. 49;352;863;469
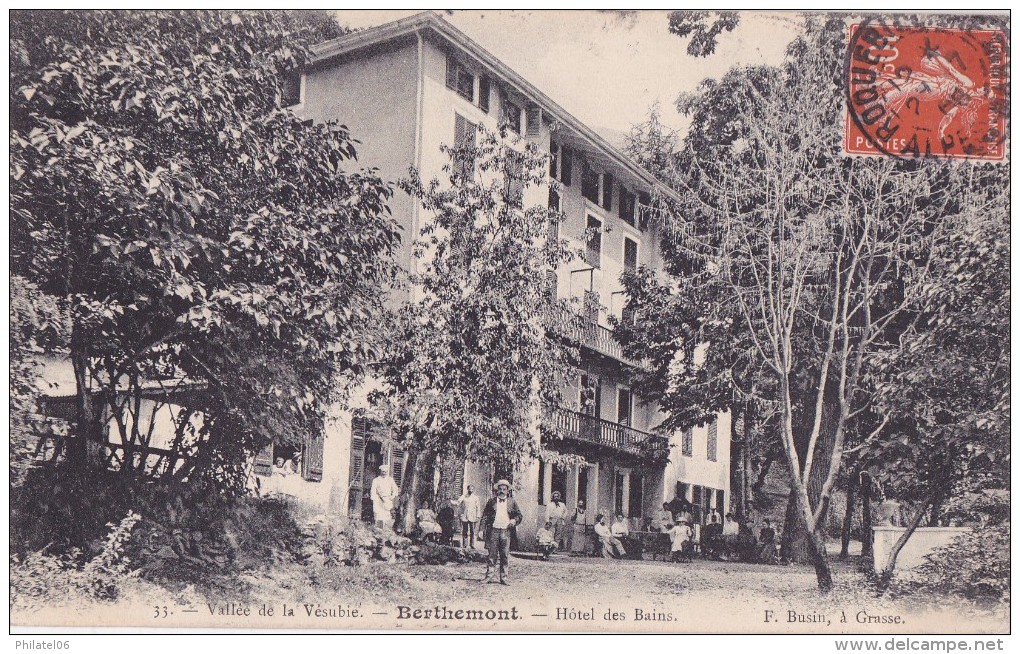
310;11;682;203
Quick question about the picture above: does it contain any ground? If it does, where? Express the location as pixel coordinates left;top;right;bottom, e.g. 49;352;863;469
13;543;1007;633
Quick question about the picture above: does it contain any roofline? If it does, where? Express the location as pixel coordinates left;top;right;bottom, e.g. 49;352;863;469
311;12;682;204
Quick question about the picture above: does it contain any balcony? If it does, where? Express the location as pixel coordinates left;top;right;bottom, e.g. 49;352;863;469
552;407;668;459
559;309;643;368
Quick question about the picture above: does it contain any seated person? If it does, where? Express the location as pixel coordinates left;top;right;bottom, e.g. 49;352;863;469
668;519;694;563
758;519;778;564
272;456;293;476
594;514;627;559
611;514;630;539
650;503;675;532
437;500;457;546
536;520;558;560
722;512;740;536
703;514;724;558
416;501;443;542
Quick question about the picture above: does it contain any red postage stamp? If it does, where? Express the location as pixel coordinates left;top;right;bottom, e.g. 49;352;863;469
845;22;1008;161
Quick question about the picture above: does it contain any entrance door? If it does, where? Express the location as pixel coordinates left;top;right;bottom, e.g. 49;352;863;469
360;441;383;522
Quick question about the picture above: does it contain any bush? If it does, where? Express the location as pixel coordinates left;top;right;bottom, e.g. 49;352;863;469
11;466;305;587
299;515;416;567
899;525;1010;606
11;512;140;611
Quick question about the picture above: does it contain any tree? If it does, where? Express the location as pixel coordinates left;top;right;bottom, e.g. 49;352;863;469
860;166;1009;585
10;10;400;490
648;16;996;592
372;126;578;529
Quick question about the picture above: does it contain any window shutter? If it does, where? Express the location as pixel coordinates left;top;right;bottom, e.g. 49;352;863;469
549;143;559;179
716;490;726;514
303;433;324;482
349;417;368;496
453;465;465;497
478;75;490;113
505;151;524;207
561;145;573;186
254;443;274;476
391;447;406;489
637;192;652;230
526;105;542;137
454;114;477;179
682;428;693;457
548;187;560;213
546;269;558;303
446;55;457;90
281;69;301;107
601;173;613;210
707;420;718;462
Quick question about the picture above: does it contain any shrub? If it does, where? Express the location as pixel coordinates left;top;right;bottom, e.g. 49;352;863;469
900;525;1010;606
11;512;140;611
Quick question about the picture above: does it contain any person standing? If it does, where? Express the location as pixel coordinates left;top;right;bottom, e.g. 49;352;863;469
455;484;482;548
568;499;588;554
370;464;399;530
481;479;523;585
547;491;569;549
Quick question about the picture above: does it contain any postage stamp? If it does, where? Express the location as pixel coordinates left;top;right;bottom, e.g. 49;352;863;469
845;22;1008;160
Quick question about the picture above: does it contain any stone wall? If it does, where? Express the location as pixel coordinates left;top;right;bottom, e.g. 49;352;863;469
872;526;971;575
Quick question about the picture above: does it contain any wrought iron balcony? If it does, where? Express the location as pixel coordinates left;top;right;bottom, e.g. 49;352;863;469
552;407;668;458
559;310;643;367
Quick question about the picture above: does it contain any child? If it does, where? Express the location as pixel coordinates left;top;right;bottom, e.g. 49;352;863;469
536;520;558;560
668;519;693;563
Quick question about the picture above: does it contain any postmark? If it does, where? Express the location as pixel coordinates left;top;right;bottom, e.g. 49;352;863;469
845;21;1008;160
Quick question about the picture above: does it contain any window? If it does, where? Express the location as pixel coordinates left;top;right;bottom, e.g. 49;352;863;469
585;215;602;267
707;420;718;462
581;162;600;203
560;145;573;186
617;388;632;426
682;428;693;457
601;172;613;210
637;191;652;230
281;69;301;107
552;465;567;499
454;113;477;179
478;75;491;113
580;373;600;418
628;473;643;518
624;237;638;274
446;56;475;102
619;188;636;226
675;482;689;502
502;96;522;134
504;150;524;207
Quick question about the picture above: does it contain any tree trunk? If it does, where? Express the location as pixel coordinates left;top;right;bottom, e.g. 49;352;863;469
807;525;834;592
860;471;873;560
729;406;746;518
435;452;465;507
877;497;934;591
839;464;859;560
69;343;101;469
395;448;436;533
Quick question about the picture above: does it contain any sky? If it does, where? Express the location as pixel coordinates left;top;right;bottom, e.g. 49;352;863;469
335;10;804;142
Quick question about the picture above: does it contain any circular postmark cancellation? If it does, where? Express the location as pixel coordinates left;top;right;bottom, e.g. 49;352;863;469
845;20;1008;161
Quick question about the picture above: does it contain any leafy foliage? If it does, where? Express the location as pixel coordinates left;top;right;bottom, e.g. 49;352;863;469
10;275;69;484
668;11;740;57
10;511;140;611
10;10;400;487
900;526;1010;605
373;126;577;476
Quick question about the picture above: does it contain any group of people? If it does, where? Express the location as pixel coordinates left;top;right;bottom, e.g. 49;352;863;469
369;463;785;580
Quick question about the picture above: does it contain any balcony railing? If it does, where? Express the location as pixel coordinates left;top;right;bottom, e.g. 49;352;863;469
559;310;642;367
552;407;668;458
